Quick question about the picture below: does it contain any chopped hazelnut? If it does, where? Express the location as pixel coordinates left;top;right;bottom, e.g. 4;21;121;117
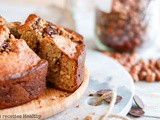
130;64;141;74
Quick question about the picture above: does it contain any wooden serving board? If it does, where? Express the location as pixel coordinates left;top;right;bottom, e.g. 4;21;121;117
0;67;89;120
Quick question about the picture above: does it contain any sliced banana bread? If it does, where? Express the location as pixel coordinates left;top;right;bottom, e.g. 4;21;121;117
19;14;86;92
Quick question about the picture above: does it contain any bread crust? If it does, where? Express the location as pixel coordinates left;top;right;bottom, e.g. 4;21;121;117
0;60;48;109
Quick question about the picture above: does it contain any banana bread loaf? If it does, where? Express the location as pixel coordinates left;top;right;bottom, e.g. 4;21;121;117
19;14;86;92
0;25;48;109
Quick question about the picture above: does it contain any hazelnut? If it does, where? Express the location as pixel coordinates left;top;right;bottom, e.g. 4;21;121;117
114;53;121;59
131;53;138;60
141;65;148;71
148;59;156;71
146;71;155;82
122;36;129;41
130;64;141;73
149;59;156;65
139;70;147;80
118;20;125;27
113;36;119;42
139;59;147;66
133;38;141;46
118;59;125;65
116;29;124;36
126;25;132;31
127;55;136;63
148;64;156;72
124;62;131;68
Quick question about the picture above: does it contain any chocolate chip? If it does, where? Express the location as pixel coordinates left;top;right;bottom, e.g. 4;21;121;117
133;95;145;109
5;39;10;42
43;23;60;37
32;17;41;30
0;39;11;52
104;95;122;104
128;107;145;117
96;89;112;96
46;81;54;88
88;93;94;96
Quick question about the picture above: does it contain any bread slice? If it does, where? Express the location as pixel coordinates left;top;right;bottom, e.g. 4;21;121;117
0;25;48;109
19;14;86;92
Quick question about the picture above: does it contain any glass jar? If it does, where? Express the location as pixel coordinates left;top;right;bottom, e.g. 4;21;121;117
95;0;159;52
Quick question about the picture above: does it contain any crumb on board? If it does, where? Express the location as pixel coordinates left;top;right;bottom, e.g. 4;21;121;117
64;92;70;96
84;115;92;120
92;112;96;115
39;106;42;108
75;105;80;108
88;93;94;96
38;100;41;104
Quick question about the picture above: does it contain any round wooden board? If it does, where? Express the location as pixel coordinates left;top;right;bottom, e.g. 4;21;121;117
0;67;89;120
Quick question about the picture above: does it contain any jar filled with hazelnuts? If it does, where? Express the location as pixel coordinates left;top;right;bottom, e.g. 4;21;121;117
95;0;159;52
